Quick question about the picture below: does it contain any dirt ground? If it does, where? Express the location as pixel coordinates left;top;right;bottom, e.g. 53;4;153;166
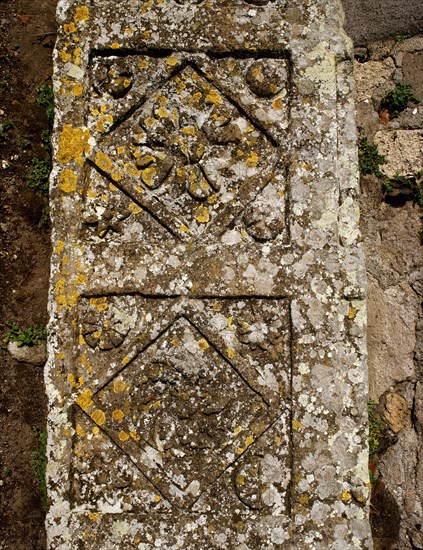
0;0;55;548
0;1;420;549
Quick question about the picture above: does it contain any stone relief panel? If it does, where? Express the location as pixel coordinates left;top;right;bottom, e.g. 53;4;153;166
84;53;290;242
71;296;292;513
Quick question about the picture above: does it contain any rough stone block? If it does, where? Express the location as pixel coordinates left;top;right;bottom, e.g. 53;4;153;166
46;0;372;547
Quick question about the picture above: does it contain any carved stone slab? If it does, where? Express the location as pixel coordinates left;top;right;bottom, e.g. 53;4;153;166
47;0;372;548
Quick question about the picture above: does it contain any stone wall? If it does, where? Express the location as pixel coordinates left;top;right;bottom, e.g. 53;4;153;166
355;36;423;550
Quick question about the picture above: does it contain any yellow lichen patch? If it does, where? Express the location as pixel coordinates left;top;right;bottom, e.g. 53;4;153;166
76;389;93;411
75;425;85;437
244;436;254;447
113;379;127;393
274;436;282;446
128;202;142;214
124;27;134;36
205;89;221;105
157;106;169;118
111;43;121;49
233;426;244;436
57;125;90;166
96;113;114;133
278;189;284;199
212;302;222;312
155;495;161;503
246;151;259;167
138;58;149;69
73;83;83;96
179;224;189;233
89;296;108;311
67;373;84;388
235;474;245;486
122;356;131;366
143;30;151;39
74;6;89;22
197;338;209;351
55;240;65;255
299;495;309;505
194;206;210;223
166;56;179;68
347;306;357;320
130;431;140;441
92;426;100;435
112;409;125;421
91;409;106;426
89;513;100;522
59;49;72;63
119;430;129;442
59;169;78;193
182;126;196;136
207;194;218;205
64;21;77;34
141;166;157;187
292;419;303;430
342;491;352;502
226;348;235;360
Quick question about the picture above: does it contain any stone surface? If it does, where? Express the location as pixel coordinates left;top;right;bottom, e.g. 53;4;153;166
7;341;47;365
356;36;423;550
46;1;371;548
343;0;423;45
374;129;423;178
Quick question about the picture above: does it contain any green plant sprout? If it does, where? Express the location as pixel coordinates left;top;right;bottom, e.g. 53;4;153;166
32;427;47;511
368;399;384;455
380;82;420;118
27;156;52;195
358;138;387;178
3;322;46;347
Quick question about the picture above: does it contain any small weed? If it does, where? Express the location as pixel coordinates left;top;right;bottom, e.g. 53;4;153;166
393;34;410;43
39;206;50;226
32;427;47;511
41;128;52;151
36;82;54;128
17;138;31;150
27;156;52;195
1;120;14;132
368;399;384;455
358;137;387;178
382;178;394;193
3;322;46;347
380;82;420;118
384;171;423;206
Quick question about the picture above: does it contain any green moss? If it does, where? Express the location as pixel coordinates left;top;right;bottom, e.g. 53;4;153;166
393;34;410;43
368;399;384;455
380;82;420;118
358;137;387;178
36;83;54;128
27;156;52;195
3;322;46;347
32;427;47;511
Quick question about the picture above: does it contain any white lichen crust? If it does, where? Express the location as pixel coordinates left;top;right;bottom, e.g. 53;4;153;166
46;0;372;548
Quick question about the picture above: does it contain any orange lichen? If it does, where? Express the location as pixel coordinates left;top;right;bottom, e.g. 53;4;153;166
91;409;106;426
76;389;93;411
57;125;90;166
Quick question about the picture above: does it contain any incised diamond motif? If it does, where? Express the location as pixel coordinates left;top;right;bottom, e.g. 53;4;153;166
90;64;277;239
84;316;279;507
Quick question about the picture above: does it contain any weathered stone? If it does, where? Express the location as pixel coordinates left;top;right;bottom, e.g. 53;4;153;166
7;341;47;365
46;0;371;547
381;393;412;433
354;58;395;103
374;129;423;177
